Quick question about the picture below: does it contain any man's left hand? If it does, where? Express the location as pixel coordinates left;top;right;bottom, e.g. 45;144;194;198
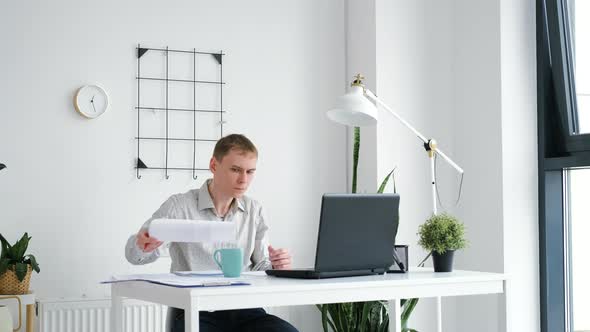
268;245;292;270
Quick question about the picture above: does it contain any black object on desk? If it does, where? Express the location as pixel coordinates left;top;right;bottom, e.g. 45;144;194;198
387;245;409;273
267;193;400;279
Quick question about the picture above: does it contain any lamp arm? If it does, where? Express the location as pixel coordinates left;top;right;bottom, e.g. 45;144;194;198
434;148;464;174
364;89;429;144
364;89;464;174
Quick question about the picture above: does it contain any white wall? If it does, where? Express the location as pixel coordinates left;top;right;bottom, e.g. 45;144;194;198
0;1;346;330
370;0;539;331
450;0;539;331
375;1;455;331
449;0;505;330
499;0;539;330
0;1;541;331
345;0;378;194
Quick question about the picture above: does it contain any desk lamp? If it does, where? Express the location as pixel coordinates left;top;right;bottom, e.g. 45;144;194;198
327;74;464;215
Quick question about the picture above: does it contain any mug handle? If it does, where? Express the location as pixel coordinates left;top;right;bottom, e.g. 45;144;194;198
213;249;223;270
0;295;22;332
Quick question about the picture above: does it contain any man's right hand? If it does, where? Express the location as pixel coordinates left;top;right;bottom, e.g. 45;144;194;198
136;230;163;253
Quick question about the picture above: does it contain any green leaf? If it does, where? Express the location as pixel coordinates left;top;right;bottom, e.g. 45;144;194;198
327;314;337;332
340;303;351;332
352;127;360;194
7;244;19;261
318;305;329;332
8;233;29;261
15;262;28;282
359;302;370;332
0;233;10;259
345;303;354;332
377;168;396;194
14;233;30;259
332;304;341;332
401;298;419;323
366;301;382;331
376;168;400;242
317;304;338;332
24;255;40;273
0;258;9;275
341;303;350;332
380;316;389;332
418;213;467;253
351;302;360;331
327;304;343;332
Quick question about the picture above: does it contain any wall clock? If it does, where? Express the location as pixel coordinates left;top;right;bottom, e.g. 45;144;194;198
74;85;109;119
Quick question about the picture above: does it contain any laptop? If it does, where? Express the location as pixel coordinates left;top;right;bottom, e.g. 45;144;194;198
266;193;400;279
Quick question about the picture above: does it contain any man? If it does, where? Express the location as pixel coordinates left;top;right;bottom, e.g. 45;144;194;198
125;134;297;332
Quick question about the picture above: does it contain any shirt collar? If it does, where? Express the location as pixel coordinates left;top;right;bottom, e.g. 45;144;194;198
198;179;245;212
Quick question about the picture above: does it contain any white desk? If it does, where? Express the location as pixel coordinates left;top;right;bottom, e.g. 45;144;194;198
110;269;507;332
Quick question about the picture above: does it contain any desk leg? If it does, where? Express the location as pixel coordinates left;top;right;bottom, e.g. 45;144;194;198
436;296;442;332
26;304;34;332
185;298;199;332
502;279;510;332
110;288;123;332
388;299;401;332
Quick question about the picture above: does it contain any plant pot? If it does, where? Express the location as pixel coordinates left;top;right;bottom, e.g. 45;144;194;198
432;250;455;272
0;266;32;295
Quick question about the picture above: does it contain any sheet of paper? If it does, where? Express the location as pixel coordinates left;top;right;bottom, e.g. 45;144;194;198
174;270;267;277
102;273;248;287
149;218;235;243
242;271;267;277
174;270;224;277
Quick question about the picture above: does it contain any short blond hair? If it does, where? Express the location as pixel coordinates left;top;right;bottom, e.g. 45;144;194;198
213;134;258;161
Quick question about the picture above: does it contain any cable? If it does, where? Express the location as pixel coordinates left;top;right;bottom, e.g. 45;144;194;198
434;153;464;212
417;252;432;267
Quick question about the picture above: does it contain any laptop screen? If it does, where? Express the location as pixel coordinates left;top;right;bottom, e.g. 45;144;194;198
314;193;400;272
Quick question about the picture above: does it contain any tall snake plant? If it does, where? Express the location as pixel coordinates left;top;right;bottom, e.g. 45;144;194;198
316;127;420;332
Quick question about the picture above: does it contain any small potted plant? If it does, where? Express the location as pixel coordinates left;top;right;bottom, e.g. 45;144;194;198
0;233;40;294
418;213;467;272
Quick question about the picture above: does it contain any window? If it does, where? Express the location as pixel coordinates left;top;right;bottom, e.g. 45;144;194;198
538;0;590;331
571;1;590;133
567;168;590;331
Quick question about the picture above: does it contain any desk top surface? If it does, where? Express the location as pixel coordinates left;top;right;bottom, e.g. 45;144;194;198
110;269;507;311
111;268;507;296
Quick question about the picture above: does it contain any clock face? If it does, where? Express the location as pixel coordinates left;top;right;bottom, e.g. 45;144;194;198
74;85;109;119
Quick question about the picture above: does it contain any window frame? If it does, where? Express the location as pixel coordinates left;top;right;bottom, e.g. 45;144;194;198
538;0;590;331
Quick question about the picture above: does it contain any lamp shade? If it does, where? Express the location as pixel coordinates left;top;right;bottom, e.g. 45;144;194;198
327;85;378;127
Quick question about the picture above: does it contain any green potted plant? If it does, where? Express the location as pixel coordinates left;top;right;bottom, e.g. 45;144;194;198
0;233;40;294
316;127;420;332
417;213;467;272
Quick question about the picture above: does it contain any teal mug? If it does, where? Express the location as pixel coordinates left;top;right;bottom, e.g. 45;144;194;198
213;248;243;278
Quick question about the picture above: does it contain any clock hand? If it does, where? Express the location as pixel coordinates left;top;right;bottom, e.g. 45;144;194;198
91;100;97;113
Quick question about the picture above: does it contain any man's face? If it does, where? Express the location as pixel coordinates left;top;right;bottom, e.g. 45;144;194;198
210;149;257;198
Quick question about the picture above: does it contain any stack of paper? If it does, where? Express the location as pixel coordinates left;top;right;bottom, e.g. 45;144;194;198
101;273;249;288
148;219;236;243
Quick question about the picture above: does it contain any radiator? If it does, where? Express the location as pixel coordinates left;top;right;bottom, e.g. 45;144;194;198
37;298;168;332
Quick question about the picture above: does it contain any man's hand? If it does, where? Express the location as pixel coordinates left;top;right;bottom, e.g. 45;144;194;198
268;245;292;270
136;230;163;253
